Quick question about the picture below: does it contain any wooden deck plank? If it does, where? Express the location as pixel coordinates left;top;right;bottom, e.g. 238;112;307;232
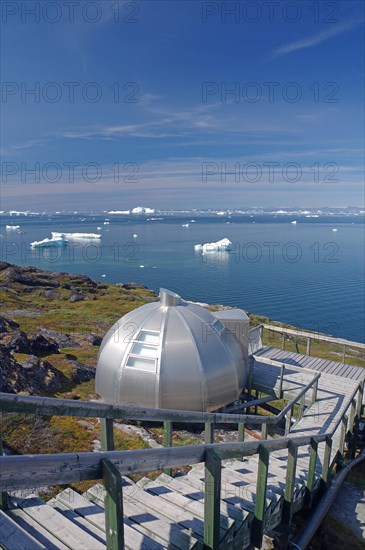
7;508;69;550
0;511;46;550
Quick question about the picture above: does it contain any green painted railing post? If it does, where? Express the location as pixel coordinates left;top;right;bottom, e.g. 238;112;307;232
102;459;124;550
252;445;270;548
205;421;214;444
204;449;222;549
0;433;8;511
281;333;285;350
283;441;298;524
238;422;245;442
163;420;172;476
321;436;332;487
285;407;293;435
342;344;347;363
305;438;318;508
100;418;114;451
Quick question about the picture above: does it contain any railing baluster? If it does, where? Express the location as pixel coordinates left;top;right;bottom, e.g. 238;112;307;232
102;459;124;550
205;421;214;444
279;364;285;399
356;382;364;418
261;423;268;440
100;418;114;451
342;344;346;363
285;407;293;435
338;414;347;458
306;337;311;356
253;445;270;548
238;422;245;442
298;394;305;419
321;436;332;487
204;449;221;549
311;378;319;405
163;420;172;476
305;438;318;508
0;433;8;511
281;333;285;350
283;441;298;524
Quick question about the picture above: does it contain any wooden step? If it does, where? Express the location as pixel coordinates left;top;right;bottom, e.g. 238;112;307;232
155;473;250;523
6;507;69;550
0;510;45;550
87;483;201;549
11;495;104;549
56;487;167;550
137;476;234;536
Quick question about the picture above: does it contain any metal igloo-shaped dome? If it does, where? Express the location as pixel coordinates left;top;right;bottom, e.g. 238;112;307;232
95;288;248;412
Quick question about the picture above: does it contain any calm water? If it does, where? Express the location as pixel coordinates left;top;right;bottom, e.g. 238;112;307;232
1;213;364;343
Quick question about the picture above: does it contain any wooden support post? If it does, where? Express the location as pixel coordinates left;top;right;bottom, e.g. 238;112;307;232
261;423;268;440
254;390;259;415
338;415;347;457
252;445;270;548
247;356;254;414
238;422;245;442
204;449;222;550
283;441;298;524
311;378;319;406
342;344;347;364
298;395;305;419
281;333;285;350
285;407;293;435
102;459;124;550
163;420;172;476
306;337;311;356
100;418;114;451
0;433;8;511
205;421;214;444
348;399;356;434
321;436;332;487
279;364;285;399
305;438;318;509
356;382;364;418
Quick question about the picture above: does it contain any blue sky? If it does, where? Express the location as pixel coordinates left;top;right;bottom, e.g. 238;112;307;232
1;0;364;210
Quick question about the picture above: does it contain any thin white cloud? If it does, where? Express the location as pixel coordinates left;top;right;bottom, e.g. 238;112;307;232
272;19;363;57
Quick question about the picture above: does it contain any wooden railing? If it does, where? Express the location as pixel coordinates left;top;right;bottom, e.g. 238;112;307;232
261;323;365;363
1;377;363;549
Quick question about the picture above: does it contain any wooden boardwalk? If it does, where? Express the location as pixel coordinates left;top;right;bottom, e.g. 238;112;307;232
0;346;364;549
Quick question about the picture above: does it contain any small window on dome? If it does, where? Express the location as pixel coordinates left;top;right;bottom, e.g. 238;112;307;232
125;329;160;372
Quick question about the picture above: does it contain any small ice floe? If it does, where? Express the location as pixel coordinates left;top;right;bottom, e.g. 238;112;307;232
291;221;297;224
139;265;145;268
31;235;67;248
103;221;110;225
6;225;20;230
101;274;106;277
195;237;232;254
133;234;138;238
182;223;189;228
332;228;338;232
190;219;196;222
97;226;102;230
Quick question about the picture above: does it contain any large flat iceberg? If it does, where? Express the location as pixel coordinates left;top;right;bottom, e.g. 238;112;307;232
51;232;101;240
132;206;155;214
194;237;232;254
31;235;67;248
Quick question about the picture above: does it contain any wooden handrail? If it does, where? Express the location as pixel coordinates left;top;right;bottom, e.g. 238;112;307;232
262;323;365;349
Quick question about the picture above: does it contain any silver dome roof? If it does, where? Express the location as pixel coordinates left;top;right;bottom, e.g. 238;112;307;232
95;288;248;412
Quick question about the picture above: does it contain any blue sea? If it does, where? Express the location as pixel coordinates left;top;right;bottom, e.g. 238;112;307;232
1;212;364;343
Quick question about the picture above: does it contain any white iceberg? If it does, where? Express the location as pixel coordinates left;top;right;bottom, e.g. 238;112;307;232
133;234;138;238
182;223;189;228
51;232;101;240
291;221;297;224
108;210;130;214
6;225;20;230
332;228;338;232
31;235;67;248
195;237;232;254
132;206;155;214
